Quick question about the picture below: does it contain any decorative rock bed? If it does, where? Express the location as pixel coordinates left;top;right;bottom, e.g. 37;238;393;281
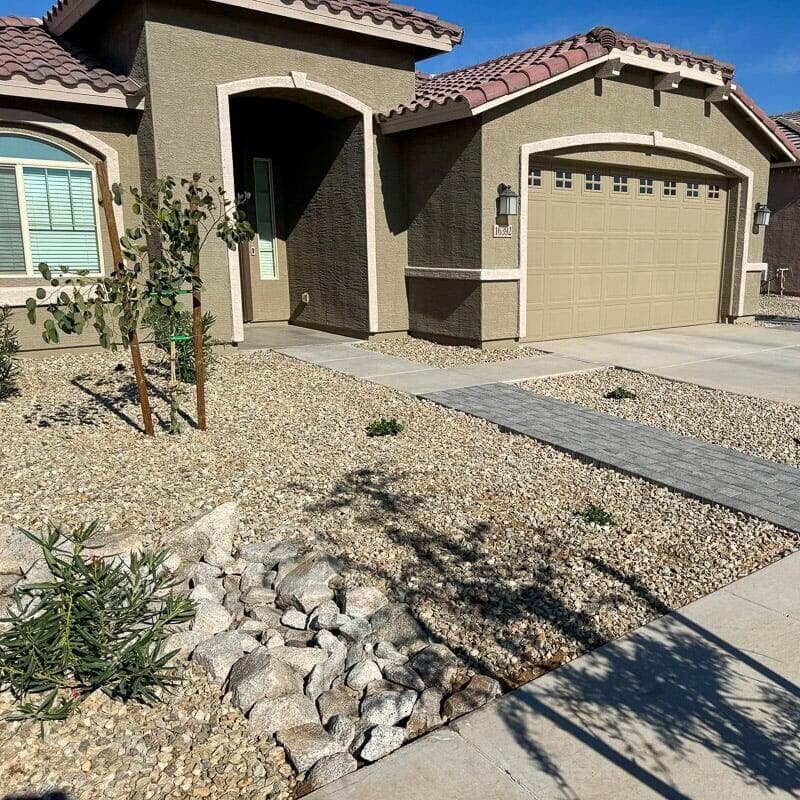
165;502;501;794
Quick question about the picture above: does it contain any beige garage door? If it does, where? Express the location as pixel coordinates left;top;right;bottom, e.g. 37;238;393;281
526;163;729;340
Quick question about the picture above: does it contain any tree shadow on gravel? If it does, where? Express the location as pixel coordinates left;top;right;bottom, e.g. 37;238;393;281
298;466;614;684
4;793;71;800
22;364;197;433
300;466;800;799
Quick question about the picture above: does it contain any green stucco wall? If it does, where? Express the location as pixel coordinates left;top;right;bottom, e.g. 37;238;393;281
140;0;416;340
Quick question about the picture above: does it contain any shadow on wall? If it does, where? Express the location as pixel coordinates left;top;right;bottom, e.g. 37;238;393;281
295;466;800;799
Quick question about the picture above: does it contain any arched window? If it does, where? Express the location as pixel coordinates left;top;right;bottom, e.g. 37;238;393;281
0;133;103;276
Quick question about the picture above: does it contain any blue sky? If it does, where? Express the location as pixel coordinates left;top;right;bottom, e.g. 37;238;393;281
7;0;799;114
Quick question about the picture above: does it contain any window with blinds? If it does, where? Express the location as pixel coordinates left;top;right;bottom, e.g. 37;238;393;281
23;167;100;273
0;133;102;277
0;167;25;273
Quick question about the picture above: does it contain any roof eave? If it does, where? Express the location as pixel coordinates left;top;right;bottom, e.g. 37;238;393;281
0;75;145;110
46;0;462;53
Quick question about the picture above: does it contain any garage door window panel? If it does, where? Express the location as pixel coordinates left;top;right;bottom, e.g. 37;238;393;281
584;173;602;192
554;170;573;190
639;177;654;195
686;182;700;198
663;180;678;197
612;175;628;193
528;168;543;188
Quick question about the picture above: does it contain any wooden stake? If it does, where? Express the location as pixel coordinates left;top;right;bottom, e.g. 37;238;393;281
95;160;155;437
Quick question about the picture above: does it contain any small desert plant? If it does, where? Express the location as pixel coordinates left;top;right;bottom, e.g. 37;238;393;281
0;522;194;721
146;306;216;384
577;504;615;526
605;386;637;400
0;305;21;399
366;418;404;437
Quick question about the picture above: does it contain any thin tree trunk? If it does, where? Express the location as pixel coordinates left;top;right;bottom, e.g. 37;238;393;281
95;160;155;437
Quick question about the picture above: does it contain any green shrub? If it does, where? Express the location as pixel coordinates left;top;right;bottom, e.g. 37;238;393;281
0;305;21;399
145;306;216;385
577;504;615;526
366;418;404;437
605;386;637;400
0;522;194;721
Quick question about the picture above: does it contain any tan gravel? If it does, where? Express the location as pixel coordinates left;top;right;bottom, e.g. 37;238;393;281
523;367;800;466
0;665;293;800
2;350;796;696
356;335;542;368
755;293;800;322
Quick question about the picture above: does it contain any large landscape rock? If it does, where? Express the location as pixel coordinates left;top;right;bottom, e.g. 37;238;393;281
239;539;304;568
191;601;233;637
164;630;206;661
192;631;259;684
275;724;343;773
368;603;427;654
443;675;501;719
360;690;416;726
343;586;388;620
327;715;357;750
268;645;328;678
383;663;425;692
228;647;303;714
346;660;382;692
172;502;239;564
0;525;39;577
249;694;319;737
275;555;341;612
302;752;357;792
405;689;444;739
409;644;459;693
317;687;359;725
359;725;405;762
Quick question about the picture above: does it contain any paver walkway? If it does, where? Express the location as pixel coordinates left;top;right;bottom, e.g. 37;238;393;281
423;382;800;534
308;550;800;799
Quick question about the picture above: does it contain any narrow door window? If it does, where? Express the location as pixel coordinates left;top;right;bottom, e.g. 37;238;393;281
253;158;278;280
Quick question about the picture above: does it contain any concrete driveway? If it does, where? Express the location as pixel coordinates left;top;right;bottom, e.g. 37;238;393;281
531;324;800;404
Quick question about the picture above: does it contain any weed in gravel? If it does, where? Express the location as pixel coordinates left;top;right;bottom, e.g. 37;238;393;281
366;418;404;437
0;305;20;400
577;504;616;526
605;386;637;400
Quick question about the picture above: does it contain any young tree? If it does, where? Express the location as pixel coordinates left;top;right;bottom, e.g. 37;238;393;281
27;169;253;435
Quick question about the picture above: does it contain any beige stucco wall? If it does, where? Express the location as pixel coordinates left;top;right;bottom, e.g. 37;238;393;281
141;0;417;340
0;101;142;353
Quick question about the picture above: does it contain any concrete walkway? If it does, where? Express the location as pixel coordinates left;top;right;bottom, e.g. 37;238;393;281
423;382;800;534
272;340;599;394
309;550;800;799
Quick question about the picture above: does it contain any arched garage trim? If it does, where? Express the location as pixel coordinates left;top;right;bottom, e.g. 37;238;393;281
517;131;755;339
217;73;378;342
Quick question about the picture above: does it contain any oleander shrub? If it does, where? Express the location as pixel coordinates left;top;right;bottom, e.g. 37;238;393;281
0;305;21;400
577;504;615;526
605;386;637;400
0;522;194;721
366;418;404;437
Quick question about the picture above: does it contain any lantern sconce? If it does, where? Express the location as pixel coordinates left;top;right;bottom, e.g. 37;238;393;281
497;184;520;217
754;202;771;230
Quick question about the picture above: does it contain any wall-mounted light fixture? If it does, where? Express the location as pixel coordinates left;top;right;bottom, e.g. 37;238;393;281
754;202;771;230
497;184;519;217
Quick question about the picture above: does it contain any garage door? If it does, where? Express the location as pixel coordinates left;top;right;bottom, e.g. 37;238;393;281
525;163;728;340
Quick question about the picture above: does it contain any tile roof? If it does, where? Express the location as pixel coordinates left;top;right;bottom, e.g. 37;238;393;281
381;26;735;122
0;16;141;95
44;0;463;47
774;111;800;151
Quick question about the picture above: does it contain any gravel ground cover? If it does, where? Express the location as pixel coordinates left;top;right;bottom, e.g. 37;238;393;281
356;336;542;368
0;665;293;800
751;293;800;325
1;350;797;796
523;368;800;466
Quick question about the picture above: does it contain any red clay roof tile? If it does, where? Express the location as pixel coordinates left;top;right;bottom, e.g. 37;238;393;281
0;16;141;96
773;111;800;152
380;26;735;123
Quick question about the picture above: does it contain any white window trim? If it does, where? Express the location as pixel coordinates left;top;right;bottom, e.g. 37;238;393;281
585;173;602;191
0;151;104;279
639;177;654;194
554;169;573;189
253;156;279;281
612;175;629;193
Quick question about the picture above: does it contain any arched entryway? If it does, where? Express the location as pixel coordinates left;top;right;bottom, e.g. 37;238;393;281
217;75;377;342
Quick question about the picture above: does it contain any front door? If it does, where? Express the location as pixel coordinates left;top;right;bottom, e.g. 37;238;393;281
240;157;290;323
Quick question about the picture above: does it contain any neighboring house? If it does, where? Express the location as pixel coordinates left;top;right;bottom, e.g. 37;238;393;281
0;4;796;353
765;112;800;295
